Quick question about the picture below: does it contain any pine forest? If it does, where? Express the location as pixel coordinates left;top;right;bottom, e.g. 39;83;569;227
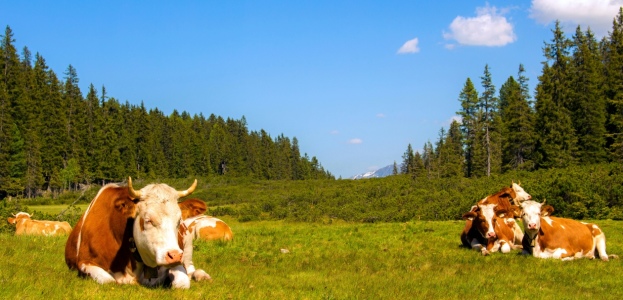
3;10;623;207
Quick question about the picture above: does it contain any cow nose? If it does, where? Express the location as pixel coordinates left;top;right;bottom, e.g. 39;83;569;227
165;249;183;265
528;223;537;230
486;232;496;239
528;195;532;199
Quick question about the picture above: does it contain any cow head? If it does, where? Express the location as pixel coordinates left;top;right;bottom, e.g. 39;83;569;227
128;177;197;268
178;199;208;220
519;200;551;239
7;212;32;224
463;203;498;240
511;181;532;203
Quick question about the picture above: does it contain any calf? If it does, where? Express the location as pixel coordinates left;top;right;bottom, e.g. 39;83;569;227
520;200;614;261
7;212;72;236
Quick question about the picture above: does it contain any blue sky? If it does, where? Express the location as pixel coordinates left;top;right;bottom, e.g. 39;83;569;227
2;1;622;178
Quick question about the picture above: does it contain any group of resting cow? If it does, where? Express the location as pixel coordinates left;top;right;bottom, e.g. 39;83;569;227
6;178;233;289
7;179;617;289
461;182;617;261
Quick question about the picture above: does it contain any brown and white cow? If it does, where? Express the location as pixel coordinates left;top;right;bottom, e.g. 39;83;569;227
65;177;201;288
462;203;522;255
520;200;614;261
179;199;234;242
461;182;532;254
7;212;72;236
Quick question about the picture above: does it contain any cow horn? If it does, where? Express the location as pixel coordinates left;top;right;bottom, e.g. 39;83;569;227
178;179;198;198
128;177;141;200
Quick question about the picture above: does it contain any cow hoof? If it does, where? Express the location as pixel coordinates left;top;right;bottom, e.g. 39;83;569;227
609;254;619;260
192;269;213;282
481;249;490;256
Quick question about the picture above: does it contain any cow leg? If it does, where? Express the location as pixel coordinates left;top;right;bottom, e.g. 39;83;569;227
185;264;212;282
79;263;115;284
168;265;191;289
593;232;609;261
113;271;137;285
191;269;212;282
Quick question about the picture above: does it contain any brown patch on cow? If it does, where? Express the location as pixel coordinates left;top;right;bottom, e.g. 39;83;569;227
197;221;233;241
65;184;137;274
179;199;207;219
537;216;596;259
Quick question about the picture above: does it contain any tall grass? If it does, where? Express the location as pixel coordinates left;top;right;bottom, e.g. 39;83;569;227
1;219;622;299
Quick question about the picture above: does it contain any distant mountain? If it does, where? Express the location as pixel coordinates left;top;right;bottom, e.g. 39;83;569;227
351;164;396;179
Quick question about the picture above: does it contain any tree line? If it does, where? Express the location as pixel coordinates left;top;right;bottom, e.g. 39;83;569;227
401;10;623;179
0;26;333;198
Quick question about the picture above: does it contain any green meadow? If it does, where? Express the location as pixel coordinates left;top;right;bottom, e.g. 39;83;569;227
1;217;622;299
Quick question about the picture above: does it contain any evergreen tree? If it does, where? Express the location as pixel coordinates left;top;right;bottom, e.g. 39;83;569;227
437;120;464;177
569;26;607;163
479;64;501;176
401;143;415;175
457;78;479;177
604;8;623;160
499;65;535;171
534;21;578;169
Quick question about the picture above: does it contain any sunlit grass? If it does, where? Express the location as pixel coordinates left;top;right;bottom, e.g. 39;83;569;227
1;219;622;299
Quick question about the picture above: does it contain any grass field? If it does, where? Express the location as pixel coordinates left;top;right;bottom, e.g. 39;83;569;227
1;217;623;299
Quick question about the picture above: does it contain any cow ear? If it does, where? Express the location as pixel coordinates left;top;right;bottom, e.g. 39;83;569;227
115;197;137;217
462;211;477;220
542;205;554;216
496;208;508;218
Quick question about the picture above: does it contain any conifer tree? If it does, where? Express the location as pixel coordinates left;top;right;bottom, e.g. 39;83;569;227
534;21;578;168
457;78;479;177
604;8;623;160
479;64;501;176
401;143;415;175
569;27;607;163
499;65;535;171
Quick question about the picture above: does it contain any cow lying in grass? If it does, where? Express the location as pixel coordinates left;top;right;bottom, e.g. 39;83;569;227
65;177;209;289
461;182;531;255
179;199;234;241
461;203;522;255
7;212;72;236
520;200;617;261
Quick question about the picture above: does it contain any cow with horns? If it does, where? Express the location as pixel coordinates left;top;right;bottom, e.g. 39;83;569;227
64;177;208;288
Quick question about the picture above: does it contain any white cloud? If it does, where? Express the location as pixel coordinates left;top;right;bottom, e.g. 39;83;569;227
376;113;386;118
397;37;420;54
443;4;516;47
348;138;363;144
530;0;623;36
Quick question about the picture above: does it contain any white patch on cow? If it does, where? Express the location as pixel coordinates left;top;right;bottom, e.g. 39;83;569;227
132;183;185;268
479;203;496;238
512;182;531;202
168;265;191;289
543;217;553;227
80;264;116;284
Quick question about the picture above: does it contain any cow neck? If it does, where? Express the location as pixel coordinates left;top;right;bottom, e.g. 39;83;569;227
127;218;144;263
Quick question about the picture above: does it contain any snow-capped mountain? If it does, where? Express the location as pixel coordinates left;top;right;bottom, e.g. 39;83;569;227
351;164;396;179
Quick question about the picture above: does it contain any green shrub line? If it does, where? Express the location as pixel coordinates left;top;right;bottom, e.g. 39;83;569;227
2;163;622;232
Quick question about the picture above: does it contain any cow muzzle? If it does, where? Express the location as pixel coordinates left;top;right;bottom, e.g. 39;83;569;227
165;249;183;266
